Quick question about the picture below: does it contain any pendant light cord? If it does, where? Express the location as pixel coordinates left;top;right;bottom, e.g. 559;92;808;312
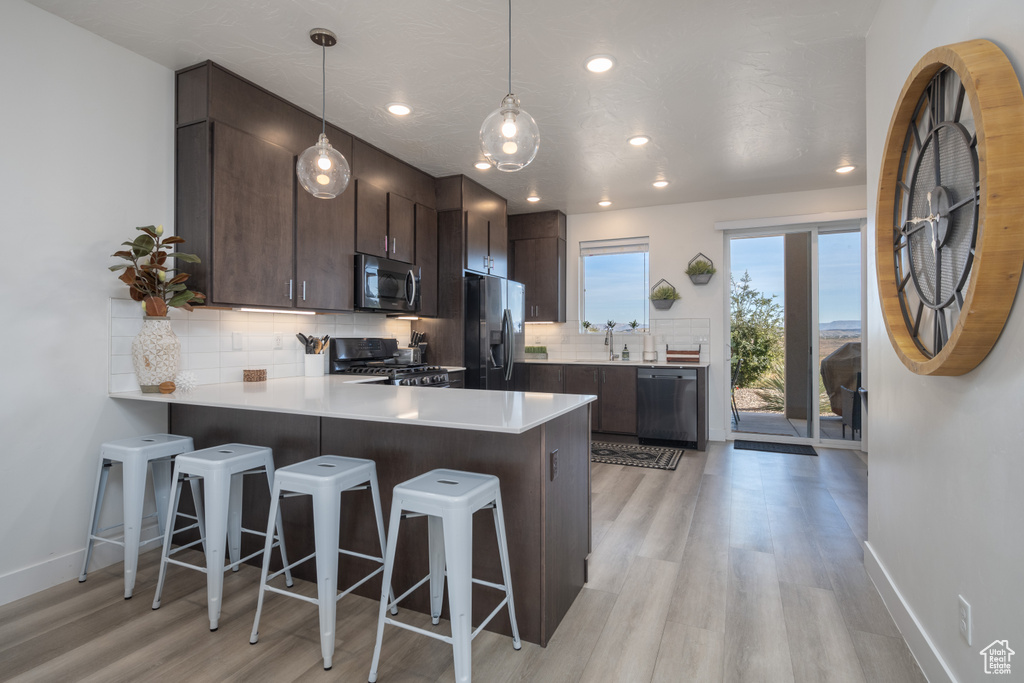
507;0;512;94
321;43;327;136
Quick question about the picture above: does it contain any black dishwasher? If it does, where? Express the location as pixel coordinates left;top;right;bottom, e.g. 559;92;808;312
637;367;698;447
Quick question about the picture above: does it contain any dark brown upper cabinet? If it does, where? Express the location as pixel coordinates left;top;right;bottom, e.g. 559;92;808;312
355;179;388;258
175;62;357;312
510;211;567;322
175;62;440;314
351;139;435;267
435;175;508;278
210;122;295;308
415;204;438;318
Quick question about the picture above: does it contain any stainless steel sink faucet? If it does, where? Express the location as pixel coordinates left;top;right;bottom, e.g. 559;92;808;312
605;328;618;361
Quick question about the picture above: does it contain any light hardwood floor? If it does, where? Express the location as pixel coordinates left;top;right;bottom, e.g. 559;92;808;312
0;442;925;682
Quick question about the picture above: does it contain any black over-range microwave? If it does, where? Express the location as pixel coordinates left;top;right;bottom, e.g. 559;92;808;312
355;254;421;313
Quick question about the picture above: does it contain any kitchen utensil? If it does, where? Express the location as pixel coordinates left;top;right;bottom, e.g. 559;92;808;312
297;333;310;352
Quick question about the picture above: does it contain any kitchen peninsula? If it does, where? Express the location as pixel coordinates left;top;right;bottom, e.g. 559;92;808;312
111;377;594;646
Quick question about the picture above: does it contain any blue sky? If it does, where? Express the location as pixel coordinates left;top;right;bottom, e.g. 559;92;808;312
730;232;861;324
582;252;649;328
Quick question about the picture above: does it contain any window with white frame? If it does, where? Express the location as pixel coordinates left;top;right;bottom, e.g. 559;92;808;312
579;237;649;332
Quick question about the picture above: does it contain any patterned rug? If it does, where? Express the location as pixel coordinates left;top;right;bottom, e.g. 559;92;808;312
590;441;685;470
734;440;817;456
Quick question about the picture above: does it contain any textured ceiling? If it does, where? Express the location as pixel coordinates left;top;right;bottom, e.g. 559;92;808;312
28;0;878;214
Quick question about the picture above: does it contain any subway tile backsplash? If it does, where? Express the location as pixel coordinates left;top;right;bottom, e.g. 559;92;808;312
523;318;711;364
108;299;411;393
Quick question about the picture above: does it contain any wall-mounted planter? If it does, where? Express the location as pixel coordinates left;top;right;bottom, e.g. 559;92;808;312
686;252;716;285
650;278;680;310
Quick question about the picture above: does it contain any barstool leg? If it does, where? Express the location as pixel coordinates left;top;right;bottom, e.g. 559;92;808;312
227;473;243;571
189;477;207;554
202;468;230;631
368;503;403;683
79;459;110;582
442;509;474;683
249;480;283;646
153;465;185;609
263;462;293;587
492;491;521;649
150;457;174;537
368;472;398;615
427;515;446;625
313;489;342;669
121;455;150;599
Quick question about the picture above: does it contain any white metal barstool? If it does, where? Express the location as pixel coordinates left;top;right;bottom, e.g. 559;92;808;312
151;443;292;631
368;469;521;683
249;455;397;670
79;433;197;599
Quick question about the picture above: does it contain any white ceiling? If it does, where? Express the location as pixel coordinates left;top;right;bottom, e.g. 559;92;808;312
28;0;878;215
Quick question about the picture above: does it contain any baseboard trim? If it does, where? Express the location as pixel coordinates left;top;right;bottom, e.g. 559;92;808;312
863;541;957;683
0;522;161;606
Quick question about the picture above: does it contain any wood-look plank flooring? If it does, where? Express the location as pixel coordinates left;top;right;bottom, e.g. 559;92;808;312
0;442;925;682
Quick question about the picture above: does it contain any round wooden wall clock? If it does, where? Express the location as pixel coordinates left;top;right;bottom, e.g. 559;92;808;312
876;40;1024;375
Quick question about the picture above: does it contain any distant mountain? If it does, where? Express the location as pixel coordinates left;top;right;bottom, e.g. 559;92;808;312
820;320;861;332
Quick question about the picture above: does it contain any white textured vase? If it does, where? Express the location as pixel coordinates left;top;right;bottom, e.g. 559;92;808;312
131;316;180;393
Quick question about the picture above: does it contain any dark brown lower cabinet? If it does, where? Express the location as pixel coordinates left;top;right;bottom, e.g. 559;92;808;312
167;402;590;647
529;364;564;393
563;365;601;430
599;366;638;434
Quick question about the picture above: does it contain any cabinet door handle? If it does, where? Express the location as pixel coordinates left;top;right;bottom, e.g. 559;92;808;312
490;257;495;269
302;281;307;301
287;279;293;300
384;235;388;254
484;255;490;271
593;370;598;382
392;237;396;254
602;370;606;383
558;368;562;382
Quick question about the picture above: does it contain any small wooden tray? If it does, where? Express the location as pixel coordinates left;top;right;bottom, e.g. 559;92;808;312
243;369;267;382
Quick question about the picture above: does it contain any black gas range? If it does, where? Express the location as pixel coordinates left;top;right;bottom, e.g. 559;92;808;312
329;337;450;387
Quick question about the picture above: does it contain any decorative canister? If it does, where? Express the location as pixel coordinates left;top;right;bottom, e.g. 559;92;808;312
132;316;181;393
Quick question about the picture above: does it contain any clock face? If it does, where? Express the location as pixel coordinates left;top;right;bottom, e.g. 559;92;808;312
892;67;979;358
876;40;1024;376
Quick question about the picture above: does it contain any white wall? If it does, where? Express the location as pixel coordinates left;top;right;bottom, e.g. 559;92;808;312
865;2;1024;680
0;0;174;602
567;185;866;441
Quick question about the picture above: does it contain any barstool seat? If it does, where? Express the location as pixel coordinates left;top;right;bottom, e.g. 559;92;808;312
151;443;292;631
249;455;396;670
79;433;195;599
368;469;521;683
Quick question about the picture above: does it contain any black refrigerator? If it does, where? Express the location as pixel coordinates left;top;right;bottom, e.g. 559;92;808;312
464;275;526;391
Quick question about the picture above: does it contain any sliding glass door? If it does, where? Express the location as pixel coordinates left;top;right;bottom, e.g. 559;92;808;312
727;221;863;446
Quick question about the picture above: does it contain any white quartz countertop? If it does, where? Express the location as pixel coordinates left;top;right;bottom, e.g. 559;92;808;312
110;375;595;435
522;359;709;368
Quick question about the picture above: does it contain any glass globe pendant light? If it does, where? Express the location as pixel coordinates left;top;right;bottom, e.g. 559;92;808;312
479;0;539;172
297;28;350;199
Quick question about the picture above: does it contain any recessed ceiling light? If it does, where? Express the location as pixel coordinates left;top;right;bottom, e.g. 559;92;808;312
387;103;412;116
628;135;650;146
598;200;612;207
527;196;541;202
653;180;669;188
474;161;491;170
585;55;616;73
835;165;856;174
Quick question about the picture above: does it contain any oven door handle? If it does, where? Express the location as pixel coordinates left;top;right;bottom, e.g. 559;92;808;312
405;269;417;308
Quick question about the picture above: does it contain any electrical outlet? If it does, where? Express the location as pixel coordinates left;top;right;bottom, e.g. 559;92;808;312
959;595;972;646
273;332;284;350
695;334;709;343
232;332;243;350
